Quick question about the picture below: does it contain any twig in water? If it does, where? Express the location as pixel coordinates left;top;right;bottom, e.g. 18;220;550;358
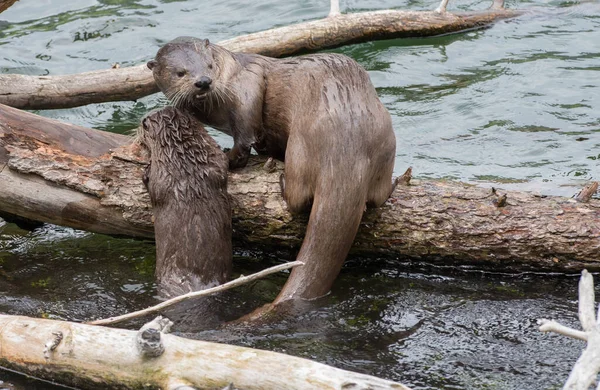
88;261;303;326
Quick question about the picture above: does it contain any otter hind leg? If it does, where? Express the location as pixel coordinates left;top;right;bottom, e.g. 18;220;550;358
281;145;315;214
366;161;395;208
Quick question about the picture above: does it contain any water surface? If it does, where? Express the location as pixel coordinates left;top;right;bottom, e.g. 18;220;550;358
0;0;599;389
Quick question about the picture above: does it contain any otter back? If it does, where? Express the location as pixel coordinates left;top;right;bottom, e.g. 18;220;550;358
139;106;232;298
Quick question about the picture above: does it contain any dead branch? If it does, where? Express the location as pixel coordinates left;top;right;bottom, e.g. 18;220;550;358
538;270;600;390
88;261;303;326
0;2;523;110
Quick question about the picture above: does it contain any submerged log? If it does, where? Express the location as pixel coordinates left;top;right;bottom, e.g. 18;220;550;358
0;314;410;390
0;2;523;110
0;103;599;270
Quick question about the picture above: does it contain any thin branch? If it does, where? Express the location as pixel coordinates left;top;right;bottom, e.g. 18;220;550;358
87;261;303;326
435;0;450;13
537;319;588;342
491;0;505;9
579;269;596;332
329;0;340;17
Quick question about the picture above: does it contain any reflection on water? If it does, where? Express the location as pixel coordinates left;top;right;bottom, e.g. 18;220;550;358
0;0;599;388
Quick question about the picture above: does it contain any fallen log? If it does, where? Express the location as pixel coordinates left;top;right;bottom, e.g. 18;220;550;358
0;1;523;110
1;103;599;271
0;314;410;389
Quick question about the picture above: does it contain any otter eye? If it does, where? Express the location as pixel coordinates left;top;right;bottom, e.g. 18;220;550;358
176;70;186;78
208;64;213;70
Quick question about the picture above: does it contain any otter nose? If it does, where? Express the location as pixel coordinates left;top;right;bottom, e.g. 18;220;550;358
195;76;212;90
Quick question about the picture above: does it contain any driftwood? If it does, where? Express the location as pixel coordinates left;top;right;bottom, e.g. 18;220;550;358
1;103;599;271
538;270;600;390
0;314;410;390
0;0;523;110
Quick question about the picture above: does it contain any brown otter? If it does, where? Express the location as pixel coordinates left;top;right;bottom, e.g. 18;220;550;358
147;37;396;305
138;106;231;298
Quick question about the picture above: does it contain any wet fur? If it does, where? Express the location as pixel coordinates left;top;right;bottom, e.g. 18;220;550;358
139;107;231;298
148;38;396;304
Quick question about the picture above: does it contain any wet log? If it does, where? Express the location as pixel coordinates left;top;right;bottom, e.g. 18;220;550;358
0;314;409;390
0;2;523;110
1;103;599;271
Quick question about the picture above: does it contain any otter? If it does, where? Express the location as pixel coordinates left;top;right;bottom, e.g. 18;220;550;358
147;37;396;305
138;106;231;298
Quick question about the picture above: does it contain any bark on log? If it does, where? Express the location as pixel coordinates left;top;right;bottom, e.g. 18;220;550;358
0;314;410;390
0;0;18;14
0;4;523;110
0;103;599;271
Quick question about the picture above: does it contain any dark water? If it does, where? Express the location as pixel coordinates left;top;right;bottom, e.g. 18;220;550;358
0;221;591;390
0;0;599;389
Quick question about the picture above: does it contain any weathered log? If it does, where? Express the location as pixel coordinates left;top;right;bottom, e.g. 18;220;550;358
0;314;410;390
1;103;599;270
0;0;18;14
0;3;523;110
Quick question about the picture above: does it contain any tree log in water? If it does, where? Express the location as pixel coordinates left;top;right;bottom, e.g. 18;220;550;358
0;1;523;110
538;270;600;390
0;314;410;390
0;103;598;271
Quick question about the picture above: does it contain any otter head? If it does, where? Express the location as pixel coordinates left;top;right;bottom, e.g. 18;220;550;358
147;37;223;108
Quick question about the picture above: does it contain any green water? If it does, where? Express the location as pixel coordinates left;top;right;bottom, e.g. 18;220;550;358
0;0;599;389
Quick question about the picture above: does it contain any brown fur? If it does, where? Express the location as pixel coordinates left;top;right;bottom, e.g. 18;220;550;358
148;38;396;304
138;106;231;298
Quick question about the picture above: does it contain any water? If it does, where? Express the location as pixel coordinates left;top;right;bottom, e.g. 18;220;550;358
0;0;599;388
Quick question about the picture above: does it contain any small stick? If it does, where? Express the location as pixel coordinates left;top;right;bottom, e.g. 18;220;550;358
537;319;588;342
87;261;303;326
397;167;412;187
435;0;449;13
578;269;596;331
574;182;598;203
329;0;340;17
491;0;505;9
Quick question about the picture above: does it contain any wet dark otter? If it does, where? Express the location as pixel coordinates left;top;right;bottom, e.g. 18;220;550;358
147;37;396;304
138;106;231;298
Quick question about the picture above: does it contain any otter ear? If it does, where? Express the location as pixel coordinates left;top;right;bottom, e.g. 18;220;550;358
203;39;210;47
147;60;157;70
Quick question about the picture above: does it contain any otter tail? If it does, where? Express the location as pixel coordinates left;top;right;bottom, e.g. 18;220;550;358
274;179;367;304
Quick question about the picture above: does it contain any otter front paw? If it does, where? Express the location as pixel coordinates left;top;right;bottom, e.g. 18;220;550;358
227;146;250;169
